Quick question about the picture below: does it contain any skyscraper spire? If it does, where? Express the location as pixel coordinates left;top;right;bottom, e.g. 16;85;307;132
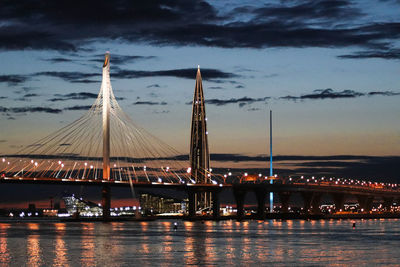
190;66;211;210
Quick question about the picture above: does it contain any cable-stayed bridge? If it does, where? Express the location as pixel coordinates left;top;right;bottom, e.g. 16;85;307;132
1;53;400;220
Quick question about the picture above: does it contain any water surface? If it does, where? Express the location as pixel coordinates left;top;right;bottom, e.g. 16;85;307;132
0;219;399;266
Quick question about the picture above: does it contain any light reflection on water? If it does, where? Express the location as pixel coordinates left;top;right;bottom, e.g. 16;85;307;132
0;224;10;265
0;219;398;266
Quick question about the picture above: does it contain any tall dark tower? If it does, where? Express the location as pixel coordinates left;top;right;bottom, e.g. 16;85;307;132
190;66;211;210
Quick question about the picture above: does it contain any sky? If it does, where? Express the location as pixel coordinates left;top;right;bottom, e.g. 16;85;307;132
0;0;399;206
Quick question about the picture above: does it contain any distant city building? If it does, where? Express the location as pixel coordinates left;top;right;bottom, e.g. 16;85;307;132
139;193;186;215
63;194;140;217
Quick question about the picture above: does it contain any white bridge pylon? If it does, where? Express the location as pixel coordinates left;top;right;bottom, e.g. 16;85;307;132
1;53;216;184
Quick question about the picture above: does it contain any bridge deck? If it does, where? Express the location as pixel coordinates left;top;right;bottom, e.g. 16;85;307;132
1;176;400;198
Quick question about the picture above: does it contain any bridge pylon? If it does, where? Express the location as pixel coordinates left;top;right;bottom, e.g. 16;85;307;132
102;52;111;180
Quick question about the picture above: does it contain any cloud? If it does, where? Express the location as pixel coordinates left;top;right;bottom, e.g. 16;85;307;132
146;84;161;88
90;54;156;65
0;140;6;143
15;93;40;102
10;68;235;86
112;68;237;81
49;92;98;102
280;89;400;101
209;86;224;90
0;75;29;86
338;49;400;60
0;96;7;99
300;88;364;99
0;26;76;51
379;0;400;4
36;71;99;83
249;0;363;22
42;57;73;63
133;101;167;106
23;93;39;98
280;88;363;100
187;96;269;107
2;0;397;54
0;106;62;114
64;105;92;111
368;91;400;96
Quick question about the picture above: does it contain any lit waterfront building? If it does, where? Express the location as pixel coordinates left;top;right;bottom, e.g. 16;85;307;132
139;193;186;215
63;195;103;217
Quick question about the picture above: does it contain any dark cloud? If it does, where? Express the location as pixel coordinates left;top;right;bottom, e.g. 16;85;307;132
0;75;29;86
112;68;237;81
210;154;374;162
187;96;269;107
379;0;400;4
133;101;167;106
23;68;234;85
301;88;364;99
36;71;99;83
338;48;400;60
63;105;92;111
247;108;261;112
235;85;245;89
23;93;39;98
90;54;156;65
0;106;62;114
280;88;400;101
368;91;400;96
49;92;98;102
0;26;76;51
1;0;397;53
281;88;364;100
42;57;73;63
146;84;161;88
0;0;217;51
0;96;7;99
209;86;224;90
249;0;363;22
15;93;39;102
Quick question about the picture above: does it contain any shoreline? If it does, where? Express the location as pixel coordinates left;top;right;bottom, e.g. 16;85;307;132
0;212;399;223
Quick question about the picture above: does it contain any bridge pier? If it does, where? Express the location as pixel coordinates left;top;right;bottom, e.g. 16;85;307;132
101;184;111;221
311;193;322;214
332;193;346;212
188;190;196;218
278;192;291;213
255;188;267;219
212;190;221;219
234;188;247;221
301;192;313;213
382;197;393;212
301;192;322;214
356;195;374;212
